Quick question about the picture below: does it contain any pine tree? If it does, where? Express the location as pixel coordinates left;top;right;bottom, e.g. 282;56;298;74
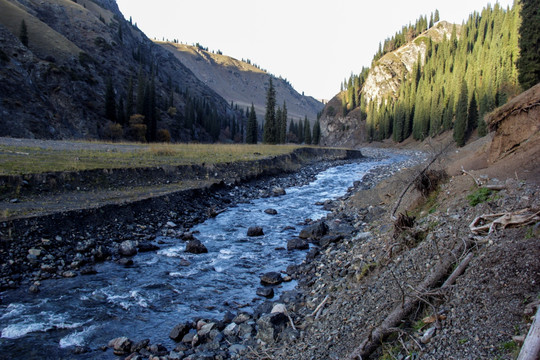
280;101;287;143
126;76;134;118
517;0;540;90
246;103;257;144
263;78;277;144
136;69;146;115
478;117;488;137
275;107;282;143
312;119;321;145
467;92;479;136
117;97;126;125
453;81;468;147
105;77;116;122
19;20;28;47
304;117;312;145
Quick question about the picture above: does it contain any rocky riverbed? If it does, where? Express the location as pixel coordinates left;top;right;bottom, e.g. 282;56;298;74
0;148;424;358
4;145;536;360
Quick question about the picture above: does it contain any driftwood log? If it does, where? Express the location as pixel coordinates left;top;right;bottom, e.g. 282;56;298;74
517;306;540;360
348;244;472;359
470;209;540;234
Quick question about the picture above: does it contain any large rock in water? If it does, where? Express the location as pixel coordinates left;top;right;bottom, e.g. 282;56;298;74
108;337;133;355
170;322;192;341
260;272;283;285
247;226;264;237
271;187;286;196
118;240;137;257
256;312;288;344
299;221;329;240
185;239;208;254
287;238;309;251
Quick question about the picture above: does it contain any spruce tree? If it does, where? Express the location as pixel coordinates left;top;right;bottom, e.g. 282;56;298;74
312;119;321;145
280;101;287;143
304;117;311;145
467;92;479;136
517;0;540;90
136;69;146;115
126;76;134;118
263;78;276;144
275;107;282;143
117;97;126;125
246;103;257;144
105;77;116;122
453;81;468;147
19;20;28;47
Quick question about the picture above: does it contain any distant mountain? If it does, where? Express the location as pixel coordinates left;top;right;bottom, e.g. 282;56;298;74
157;42;324;123
0;0;239;141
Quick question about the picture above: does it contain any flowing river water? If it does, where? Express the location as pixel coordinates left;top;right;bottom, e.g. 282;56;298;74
0;154;409;358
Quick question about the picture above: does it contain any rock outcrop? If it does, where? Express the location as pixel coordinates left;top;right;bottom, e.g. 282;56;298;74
319;21;459;147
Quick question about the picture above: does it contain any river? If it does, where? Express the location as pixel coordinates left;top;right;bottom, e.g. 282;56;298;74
0;153;409;359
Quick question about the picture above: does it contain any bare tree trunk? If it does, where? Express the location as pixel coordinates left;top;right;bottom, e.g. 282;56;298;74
348;244;471;360
518;306;540;360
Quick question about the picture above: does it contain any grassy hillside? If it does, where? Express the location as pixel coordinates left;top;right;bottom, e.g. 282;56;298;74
157;42;324;123
0;0;81;60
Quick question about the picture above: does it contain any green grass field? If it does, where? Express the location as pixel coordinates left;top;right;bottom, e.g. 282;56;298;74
0;142;305;175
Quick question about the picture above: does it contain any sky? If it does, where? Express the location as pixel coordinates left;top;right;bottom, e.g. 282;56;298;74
115;0;514;101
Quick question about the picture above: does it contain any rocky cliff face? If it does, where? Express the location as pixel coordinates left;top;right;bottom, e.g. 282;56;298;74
320;21;458;147
0;0;236;140
318;93;366;147
157;42;324;122
363;21;456;106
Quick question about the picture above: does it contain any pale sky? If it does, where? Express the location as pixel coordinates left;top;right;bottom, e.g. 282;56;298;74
115;0;514;101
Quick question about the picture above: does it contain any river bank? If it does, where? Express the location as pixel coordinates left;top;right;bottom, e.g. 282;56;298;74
0;148;422;359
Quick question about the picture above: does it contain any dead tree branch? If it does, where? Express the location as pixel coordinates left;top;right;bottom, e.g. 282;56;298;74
347;242;471;360
391;142;452;220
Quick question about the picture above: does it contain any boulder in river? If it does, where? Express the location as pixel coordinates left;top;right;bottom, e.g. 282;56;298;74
118;240;137;257
170;322;192;341
185;239;208;254
260;271;283;285
256;312;288;344
256;287;275;298
264;208;278;215
247;226;264;237
271;187;286;196
108;336;132;355
299;221;329;240
287;238;309;251
137;243;159;252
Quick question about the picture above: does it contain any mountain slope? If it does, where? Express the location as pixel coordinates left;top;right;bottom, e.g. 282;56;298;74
157;42;324;123
0;0;238;141
319;21;457;147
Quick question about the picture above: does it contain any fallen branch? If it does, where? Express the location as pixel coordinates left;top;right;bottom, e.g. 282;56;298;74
311;295;329;319
517;306;540;360
286;313;297;331
441;252;474;288
484;184;506;191
348;242;470;359
461;166;483;186
470;209;540;234
391;142;452;220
